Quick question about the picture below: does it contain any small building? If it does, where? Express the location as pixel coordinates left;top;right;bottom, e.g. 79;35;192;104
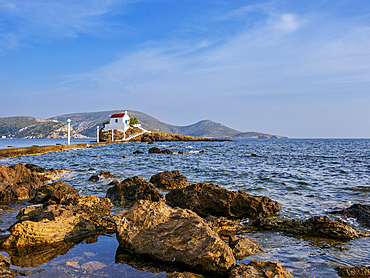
103;111;130;133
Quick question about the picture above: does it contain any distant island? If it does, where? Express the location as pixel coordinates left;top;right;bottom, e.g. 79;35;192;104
0;110;287;139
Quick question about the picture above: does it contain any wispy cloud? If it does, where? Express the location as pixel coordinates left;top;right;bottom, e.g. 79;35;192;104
0;0;139;50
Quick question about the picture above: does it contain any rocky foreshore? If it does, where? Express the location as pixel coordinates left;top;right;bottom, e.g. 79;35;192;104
0;165;369;277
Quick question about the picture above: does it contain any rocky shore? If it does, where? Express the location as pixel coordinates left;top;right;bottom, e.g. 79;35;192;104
1;164;369;277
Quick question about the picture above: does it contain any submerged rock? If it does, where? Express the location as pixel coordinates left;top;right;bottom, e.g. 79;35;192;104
88;171;118;182
229;260;293;278
0;163;42;200
25;164;70;184
149;170;189;190
331;204;370;228
336;266;370;277
149;147;174;154
252;216;366;240
116;200;236;274
229;236;263;260
206;216;245;239
166;183;282;219
106;176;164;205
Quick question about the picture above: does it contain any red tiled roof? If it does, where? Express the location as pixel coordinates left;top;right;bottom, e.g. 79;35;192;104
110;113;125;118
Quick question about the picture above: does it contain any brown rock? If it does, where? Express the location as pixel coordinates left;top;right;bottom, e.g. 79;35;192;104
88;171;118;182
149;147;174;154
336;266;370;277
178;151;186;154
252;216;366;240
331;204;370;228
116;200;236;274
0;254;10;267
106;176;164;205
167;272;205;278
29;181;67;203
206;216;245;239
149;170;189;190
16;204;43;221
2;195;114;248
166;183;282;219
42;183;79;206
25;164;70;183
230;261;293;278
229;236;263;260
0;163;42;200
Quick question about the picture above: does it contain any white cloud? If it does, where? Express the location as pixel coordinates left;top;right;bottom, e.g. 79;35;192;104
0;0;138;49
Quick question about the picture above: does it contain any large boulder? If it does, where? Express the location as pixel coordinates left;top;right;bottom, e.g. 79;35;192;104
149;170;189;190
116;200;236;274
252;216;366;240
229;261;293;278
331;204;370;228
41;183;80;206
1;195;114;247
0;163;42;200
166;183;282;219
106;176;164;205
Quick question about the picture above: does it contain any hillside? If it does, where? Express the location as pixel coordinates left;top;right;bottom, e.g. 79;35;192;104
50;110;286;138
0;116;87;139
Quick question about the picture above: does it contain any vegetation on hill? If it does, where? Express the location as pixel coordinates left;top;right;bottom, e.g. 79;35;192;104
50;110;286;138
0;116;87;139
1;111;286;139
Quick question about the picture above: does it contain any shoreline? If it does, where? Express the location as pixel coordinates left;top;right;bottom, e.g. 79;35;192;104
0;142;109;159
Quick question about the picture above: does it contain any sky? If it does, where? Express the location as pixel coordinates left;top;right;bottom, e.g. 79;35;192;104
0;0;369;138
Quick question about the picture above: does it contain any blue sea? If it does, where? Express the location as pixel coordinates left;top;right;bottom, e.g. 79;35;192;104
0;139;369;277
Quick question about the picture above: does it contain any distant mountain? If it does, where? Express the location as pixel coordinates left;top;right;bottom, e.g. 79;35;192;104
0;116;86;138
50;110;287;139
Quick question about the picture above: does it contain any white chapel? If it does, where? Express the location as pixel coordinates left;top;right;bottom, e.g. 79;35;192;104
103;111;130;133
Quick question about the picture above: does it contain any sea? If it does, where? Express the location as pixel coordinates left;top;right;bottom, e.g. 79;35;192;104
0;138;369;277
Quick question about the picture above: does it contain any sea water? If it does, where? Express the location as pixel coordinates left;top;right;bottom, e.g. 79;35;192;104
0;138;94;148
0;139;369;277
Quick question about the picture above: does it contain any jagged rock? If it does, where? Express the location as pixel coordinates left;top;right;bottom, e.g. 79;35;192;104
166;183;282;219
42;183;79;206
336;266;370;277
0;163;42;200
252;216;366;240
0;254;10;267
331;204;370;228
16;204;43;221
25;164;70;184
116;200;236;274
88;171;118;182
149;170;189;190
149;147;174;154
29;182;70;204
229;236;263;260
133;150;144;154
106;176;164;205
206;216;245;239
1;195;114;247
229;261;293;278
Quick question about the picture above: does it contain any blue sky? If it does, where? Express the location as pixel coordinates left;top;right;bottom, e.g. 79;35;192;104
0;0;369;138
